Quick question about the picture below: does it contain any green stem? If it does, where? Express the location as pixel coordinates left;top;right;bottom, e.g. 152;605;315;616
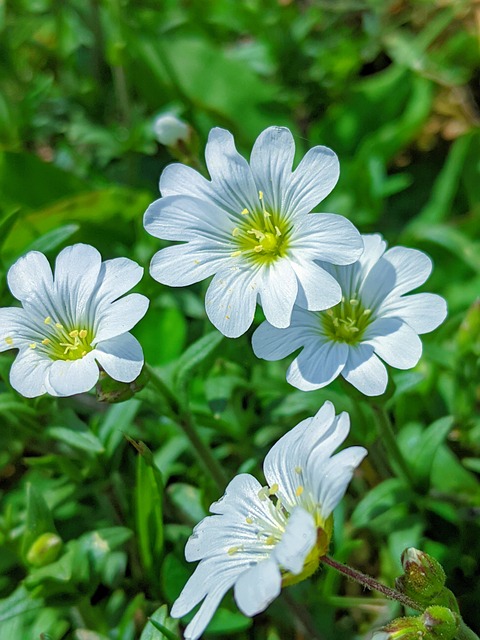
145;364;227;491
372;404;416;488
321;555;421;611
457;621;480;640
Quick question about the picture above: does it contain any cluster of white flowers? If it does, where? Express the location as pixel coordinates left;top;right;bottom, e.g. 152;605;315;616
0;125;448;639
145;125;447;395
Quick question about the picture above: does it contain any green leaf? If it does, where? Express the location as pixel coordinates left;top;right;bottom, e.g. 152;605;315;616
20;223;80;256
351;478;409;530
0;586;43;624
141;606;179;640
21;483;56;563
134;441;164;590
46;426;105;454
174;331;223;396
408;416;455;488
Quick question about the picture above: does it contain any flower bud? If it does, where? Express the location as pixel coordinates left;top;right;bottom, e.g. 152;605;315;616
422;606;459;640
26;532;62;567
153;114;190;147
373;615;425;640
396;548;446;603
96;368;148;403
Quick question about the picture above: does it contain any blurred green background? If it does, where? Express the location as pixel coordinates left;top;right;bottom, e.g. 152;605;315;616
1;1;479;639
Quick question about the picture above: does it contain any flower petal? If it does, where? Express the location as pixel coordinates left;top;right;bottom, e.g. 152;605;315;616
53;244;102;321
381;292;447;334
315;446;367;520
342;344;388;396
0;308;25;352
149;242;229;288
173;556;249;640
160;162;213;198
234;557;281;617
290;259;341;311
273;507;316;574
293;214;363;265
205;128;259;214
249;126;295;213
144;195;234;243
251;322;305;361
263;401;337;507
205;266;259;338
259;260;298;328
46;353;99;396
284;145;339;216
94;333;144;383
365;318;422;370
7;251;53;303
286;341;348;391
9;349;51;397
94;293;149;343
92;258;144;304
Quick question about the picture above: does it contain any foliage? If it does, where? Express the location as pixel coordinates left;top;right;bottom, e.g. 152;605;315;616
0;0;479;638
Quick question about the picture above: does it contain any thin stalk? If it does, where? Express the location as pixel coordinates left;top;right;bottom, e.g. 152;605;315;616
372;404;416;488
457;621;480;640
281;591;325;640
145;364;227;491
321;556;421;611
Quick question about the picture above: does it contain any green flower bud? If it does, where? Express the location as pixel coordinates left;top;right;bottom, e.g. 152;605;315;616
422;606;459;640
26;532;62;567
373;615;425;640
96;368;149;403
396;548;446;603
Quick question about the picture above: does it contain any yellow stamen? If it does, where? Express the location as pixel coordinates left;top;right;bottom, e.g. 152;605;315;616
5;337;13;345
295;466;302;474
245;517;253;524
275;225;281;236
231;250;242;258
44;316;51;325
55;323;63;329
241;208;249;215
79;329;88;339
232;227;240;237
29;343;37;349
81;351;87;357
69;330;79;338
296;486;304;497
258;191;263;200
253;245;263;253
41;338;51;345
269;483;279;495
265;536;275;545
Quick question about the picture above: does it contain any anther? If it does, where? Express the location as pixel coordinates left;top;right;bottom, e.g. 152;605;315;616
44;316;51;325
295;466;302;474
231;250;242;258
296;486;304;497
269;483;279;495
265;535;275;545
258;191;264;200
232;227;240;237
241;208;249;215
227;546;241;556
253;245;263;253
29;343;37;349
41;338;51;345
55;323;63;329
245;517;253;524
275;226;281;236
5;337;13;345
69;330;79;338
350;298;359;306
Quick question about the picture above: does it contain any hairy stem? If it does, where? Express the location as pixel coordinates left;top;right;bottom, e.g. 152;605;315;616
321;555;421;611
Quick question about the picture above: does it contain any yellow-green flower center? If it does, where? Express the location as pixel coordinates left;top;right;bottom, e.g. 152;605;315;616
321;296;372;344
29;316;95;361
231;191;290;264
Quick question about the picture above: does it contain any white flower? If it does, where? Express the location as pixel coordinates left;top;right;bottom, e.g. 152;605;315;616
153;113;190;146
0;244;149;398
171;401;366;640
144;126;363;338
252;234;448;396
